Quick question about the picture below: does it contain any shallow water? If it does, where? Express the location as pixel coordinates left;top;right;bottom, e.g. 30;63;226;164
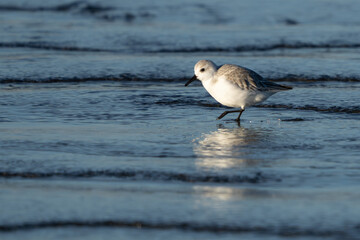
1;0;360;239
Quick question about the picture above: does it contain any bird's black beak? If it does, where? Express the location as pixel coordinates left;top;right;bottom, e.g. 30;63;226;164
185;75;198;86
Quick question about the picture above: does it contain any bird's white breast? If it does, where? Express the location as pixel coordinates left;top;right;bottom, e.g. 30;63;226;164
202;76;272;109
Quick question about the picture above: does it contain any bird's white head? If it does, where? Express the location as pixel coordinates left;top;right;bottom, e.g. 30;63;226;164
185;60;217;86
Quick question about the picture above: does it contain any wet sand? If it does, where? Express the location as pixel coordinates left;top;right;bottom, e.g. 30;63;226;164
1;82;360;239
1;0;360;239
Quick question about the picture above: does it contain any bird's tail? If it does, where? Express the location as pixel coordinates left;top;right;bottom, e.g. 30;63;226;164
265;81;292;91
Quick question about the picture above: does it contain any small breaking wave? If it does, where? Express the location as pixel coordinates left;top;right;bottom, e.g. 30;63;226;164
0;75;182;84
2;41;360;54
0;170;268;183
0;1;112;13
256;104;360;114
0;2;154;23
1;75;360;84
152;97;360;115
0;219;357;238
0;42;111;52
153;42;360;53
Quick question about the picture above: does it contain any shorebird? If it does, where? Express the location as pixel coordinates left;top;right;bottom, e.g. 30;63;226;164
185;60;292;121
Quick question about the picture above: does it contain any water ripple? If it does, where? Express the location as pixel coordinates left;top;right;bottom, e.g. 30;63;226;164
0;170;268;183
0;219;357;238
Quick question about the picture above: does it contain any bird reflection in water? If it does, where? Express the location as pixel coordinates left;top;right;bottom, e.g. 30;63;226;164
193;185;273;202
192;125;272;204
193;124;267;170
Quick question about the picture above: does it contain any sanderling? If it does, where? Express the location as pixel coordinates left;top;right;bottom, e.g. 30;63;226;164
185;60;292;121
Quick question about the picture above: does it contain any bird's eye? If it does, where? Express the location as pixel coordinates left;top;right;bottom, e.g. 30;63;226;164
200;68;205;72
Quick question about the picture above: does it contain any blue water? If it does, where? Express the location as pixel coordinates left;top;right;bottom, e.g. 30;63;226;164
1;1;360;239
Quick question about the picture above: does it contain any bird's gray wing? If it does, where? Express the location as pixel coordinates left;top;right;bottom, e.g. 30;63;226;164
216;64;291;91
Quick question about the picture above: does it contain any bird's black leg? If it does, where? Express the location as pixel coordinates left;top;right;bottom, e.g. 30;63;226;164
217;109;243;120
235;109;245;122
